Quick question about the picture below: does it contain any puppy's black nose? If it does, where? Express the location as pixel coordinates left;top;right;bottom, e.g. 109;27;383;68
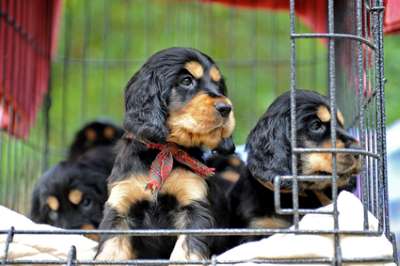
215;103;232;118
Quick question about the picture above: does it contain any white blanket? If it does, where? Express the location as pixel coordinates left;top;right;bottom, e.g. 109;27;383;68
217;191;396;265
0;206;97;265
0;192;396;265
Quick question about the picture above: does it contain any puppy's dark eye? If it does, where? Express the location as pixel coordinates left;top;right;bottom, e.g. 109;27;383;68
180;76;194;88
310;120;326;134
81;197;92;208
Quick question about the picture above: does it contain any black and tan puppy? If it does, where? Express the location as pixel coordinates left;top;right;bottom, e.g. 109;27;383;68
230;90;361;241
31;121;123;240
95;47;236;261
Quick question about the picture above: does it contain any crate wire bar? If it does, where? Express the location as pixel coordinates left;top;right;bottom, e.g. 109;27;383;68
0;0;398;265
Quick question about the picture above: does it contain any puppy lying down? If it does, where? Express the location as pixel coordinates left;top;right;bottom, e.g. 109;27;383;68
1;192;394;265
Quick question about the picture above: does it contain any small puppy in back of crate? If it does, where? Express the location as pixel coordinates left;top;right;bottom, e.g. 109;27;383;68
30;121;123;240
229;90;362;243
95;47;237;261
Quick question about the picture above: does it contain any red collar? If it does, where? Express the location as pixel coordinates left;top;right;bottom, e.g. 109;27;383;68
125;133;215;192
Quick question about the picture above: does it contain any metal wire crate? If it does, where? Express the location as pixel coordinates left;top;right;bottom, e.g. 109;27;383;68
0;0;398;265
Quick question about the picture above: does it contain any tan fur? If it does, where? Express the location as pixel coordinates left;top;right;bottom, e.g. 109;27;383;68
313;191;332;206
337;111;345;126
249;216;291;229
185;61;204;79
46;196;59;211
316;105;331;122
96;235;135;261
80;224;99;241
103;126;115;139
68;189;83;205
301;140;361;189
167;93;235;149
228;156;242;167
85;128;97;141
209;66;221;82
221;170;240;183
107;175;152;215
161;168;208;206
169;235;204;266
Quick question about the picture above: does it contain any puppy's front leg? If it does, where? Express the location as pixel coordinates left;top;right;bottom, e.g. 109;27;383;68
170;201;213;265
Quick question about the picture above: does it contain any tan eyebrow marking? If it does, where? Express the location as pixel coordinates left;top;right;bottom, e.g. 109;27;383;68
316;105;331;122
68;189;83;205
337;111;345;126
85;128;97;142
47;196;59;211
209;66;221;82
104;126;115;139
184;61;204;79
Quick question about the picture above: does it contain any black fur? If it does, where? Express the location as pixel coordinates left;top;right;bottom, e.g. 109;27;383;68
96;47;236;260
31;121;122;232
230;90;361;243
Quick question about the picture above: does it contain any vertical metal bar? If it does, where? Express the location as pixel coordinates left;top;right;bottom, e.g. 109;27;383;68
2;226;14;265
66;245;77;266
289;0;299;229
81;0;90;122
356;0;369;231
372;0;390;237
62;0;72;149
327;0;341;264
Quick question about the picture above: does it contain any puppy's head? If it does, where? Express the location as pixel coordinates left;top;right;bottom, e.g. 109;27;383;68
246;90;361;190
123;47;235;152
68;121;123;160
31;160;108;240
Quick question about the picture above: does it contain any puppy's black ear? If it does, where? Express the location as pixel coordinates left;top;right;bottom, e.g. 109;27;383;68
30;185;43;223
123;71;168;143
215;136;235;155
246;113;291;188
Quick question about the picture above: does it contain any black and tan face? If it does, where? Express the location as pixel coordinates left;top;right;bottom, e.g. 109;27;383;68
166;60;235;149
31;163;107;240
297;104;361;185
123;47;235;150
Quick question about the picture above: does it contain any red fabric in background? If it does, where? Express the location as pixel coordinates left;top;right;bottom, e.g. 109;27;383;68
385;0;400;34
0;0;61;138
204;0;400;35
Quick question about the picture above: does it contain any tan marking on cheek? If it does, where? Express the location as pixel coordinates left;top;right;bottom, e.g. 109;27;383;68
103;126;115;139
184;61;204;79
107;175;152;215
96;236;135;260
167;93;235;148
85;128;97;141
209;66;221;82
68;189;83;205
46;196;59;211
161;168;207;206
316;105;331;122
337;111;345;126
81;224;99;241
221;170;240;183
249;216;291;229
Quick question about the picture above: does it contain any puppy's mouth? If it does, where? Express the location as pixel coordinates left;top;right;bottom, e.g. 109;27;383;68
166;94;235;149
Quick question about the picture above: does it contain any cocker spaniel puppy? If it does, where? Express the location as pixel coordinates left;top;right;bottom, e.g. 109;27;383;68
95;47;236;261
230;90;361;241
30;121;123;240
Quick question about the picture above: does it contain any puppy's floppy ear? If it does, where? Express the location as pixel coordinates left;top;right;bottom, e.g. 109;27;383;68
246;113;292;188
123;71;169;143
214;136;235;155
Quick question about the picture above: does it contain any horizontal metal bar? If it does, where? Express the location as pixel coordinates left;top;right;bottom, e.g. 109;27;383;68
276;208;334;215
293;148;379;158
0;228;383;236
2;257;395;265
279;175;335;181
291;33;376;50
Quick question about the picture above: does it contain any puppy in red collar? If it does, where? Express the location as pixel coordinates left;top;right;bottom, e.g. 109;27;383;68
95;47;236;262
